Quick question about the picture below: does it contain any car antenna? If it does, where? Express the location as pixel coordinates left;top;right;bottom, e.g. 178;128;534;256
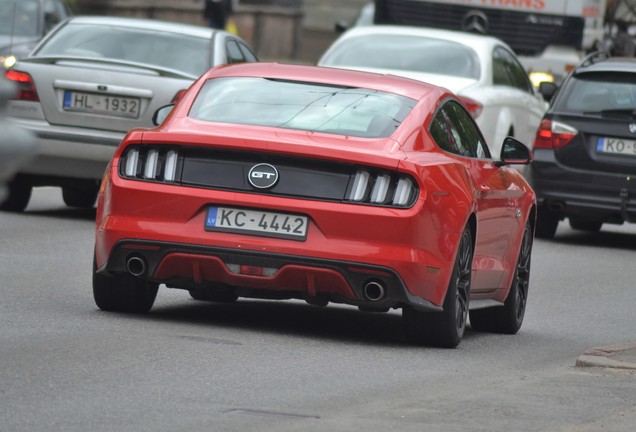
8;1;16;58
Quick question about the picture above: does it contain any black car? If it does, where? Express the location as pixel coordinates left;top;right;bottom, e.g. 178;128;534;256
529;52;636;239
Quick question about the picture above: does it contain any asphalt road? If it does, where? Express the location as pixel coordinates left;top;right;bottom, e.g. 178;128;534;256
1;187;635;432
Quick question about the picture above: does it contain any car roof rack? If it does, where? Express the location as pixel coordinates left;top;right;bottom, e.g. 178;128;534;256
578;50;611;68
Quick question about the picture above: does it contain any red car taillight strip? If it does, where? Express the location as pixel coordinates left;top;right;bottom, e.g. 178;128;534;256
120;146;418;208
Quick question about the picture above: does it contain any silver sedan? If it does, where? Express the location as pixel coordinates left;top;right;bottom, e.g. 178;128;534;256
2;16;258;211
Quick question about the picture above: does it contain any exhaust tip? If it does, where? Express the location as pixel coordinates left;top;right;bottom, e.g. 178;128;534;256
363;280;386;302
126;255;147;277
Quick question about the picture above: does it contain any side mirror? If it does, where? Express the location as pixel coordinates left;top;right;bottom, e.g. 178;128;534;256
498;137;532;165
538;81;558;102
152;104;174;126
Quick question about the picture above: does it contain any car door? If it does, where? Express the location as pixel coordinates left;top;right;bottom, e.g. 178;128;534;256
433;101;522;291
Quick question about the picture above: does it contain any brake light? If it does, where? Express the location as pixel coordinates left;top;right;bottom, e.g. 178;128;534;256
458;96;483;119
171;89;188;104
346;169;418;207
533;119;577;149
4;70;39;101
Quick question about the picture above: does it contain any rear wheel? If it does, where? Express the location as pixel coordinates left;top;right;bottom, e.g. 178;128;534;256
470;222;533;334
0;177;32;212
93;254;158;313
403;226;472;348
62;185;99;208
569;218;602;232
535;206;559;239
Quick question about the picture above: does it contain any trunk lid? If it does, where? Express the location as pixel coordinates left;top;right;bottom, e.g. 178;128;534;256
14;57;194;132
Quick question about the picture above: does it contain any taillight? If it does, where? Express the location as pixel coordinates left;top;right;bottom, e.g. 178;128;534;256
458;96;483;119
4;70;39;102
533;119;577;149
171;89;188;104
345;169;418;208
120;146;181;183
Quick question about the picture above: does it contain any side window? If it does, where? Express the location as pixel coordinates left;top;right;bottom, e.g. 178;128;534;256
238;42;258;62
495;47;534;93
430;108;458;154
492;49;512;87
226;40;245;64
430;101;490;159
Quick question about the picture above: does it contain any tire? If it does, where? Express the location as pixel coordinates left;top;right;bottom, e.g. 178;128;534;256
0;177;32;212
403;226;472;348
189;286;238;303
535;206;559;239
62;185;99;208
93;254;158;313
470;222;533;334
569;218;602;232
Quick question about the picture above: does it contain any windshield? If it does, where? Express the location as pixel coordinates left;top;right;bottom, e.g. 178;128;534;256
321;34;481;79
189;77;417;138
35;23;211;76
0;0;40;37
557;72;636;115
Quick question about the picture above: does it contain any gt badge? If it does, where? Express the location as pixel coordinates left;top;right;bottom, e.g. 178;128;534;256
248;163;279;189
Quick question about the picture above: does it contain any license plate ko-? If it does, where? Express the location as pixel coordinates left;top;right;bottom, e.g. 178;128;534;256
597;137;636;156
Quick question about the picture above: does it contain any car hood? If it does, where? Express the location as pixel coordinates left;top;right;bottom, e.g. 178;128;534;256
324;65;478;95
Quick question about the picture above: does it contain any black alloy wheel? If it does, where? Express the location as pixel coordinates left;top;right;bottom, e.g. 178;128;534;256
470;222;533;334
403;225;472;348
93;253;158;313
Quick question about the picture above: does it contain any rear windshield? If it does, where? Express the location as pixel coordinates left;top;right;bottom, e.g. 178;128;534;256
556;72;636;113
34;23;210;77
320;34;481;79
189;77;417;138
0;0;39;37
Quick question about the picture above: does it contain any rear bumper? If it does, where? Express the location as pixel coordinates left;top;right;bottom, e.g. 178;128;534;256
101;239;442;312
528;149;636;223
10;117;122;181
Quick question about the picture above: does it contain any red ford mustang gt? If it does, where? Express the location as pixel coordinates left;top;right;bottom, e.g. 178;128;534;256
93;62;536;347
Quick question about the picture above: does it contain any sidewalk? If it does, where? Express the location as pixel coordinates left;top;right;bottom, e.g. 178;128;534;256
576;343;636;370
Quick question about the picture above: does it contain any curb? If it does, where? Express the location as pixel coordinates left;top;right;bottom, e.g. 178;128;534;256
575;343;636;370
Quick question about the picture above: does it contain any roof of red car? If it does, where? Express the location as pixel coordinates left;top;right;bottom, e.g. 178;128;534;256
203;62;446;101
